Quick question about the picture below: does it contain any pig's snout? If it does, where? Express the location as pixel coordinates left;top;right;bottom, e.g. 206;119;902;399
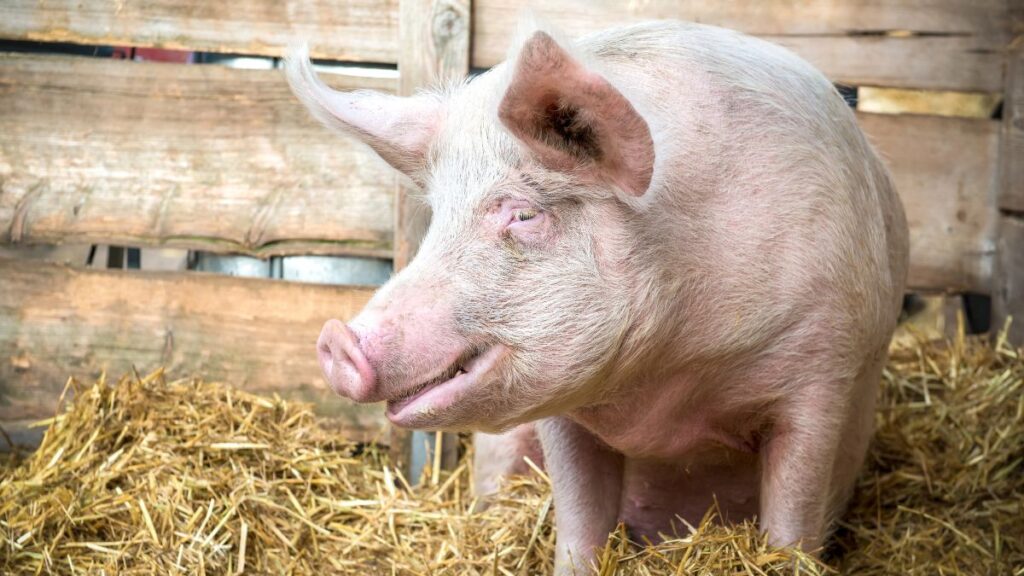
317;319;378;402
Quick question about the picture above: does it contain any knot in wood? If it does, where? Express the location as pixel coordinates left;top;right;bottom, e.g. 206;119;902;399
431;4;465;43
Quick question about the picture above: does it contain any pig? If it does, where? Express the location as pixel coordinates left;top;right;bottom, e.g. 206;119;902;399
289;20;908;574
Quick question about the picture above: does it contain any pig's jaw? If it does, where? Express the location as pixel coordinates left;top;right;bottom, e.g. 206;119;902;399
386;343;509;427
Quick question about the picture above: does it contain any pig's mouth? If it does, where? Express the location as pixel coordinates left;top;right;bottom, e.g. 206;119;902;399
386;344;508;425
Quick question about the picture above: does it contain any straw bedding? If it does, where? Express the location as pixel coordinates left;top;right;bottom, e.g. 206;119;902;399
1;331;1021;575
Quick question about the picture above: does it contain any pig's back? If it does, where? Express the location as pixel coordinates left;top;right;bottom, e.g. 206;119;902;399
578;21;908;356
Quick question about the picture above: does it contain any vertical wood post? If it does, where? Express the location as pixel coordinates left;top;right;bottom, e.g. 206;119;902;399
390;0;471;477
993;45;1024;344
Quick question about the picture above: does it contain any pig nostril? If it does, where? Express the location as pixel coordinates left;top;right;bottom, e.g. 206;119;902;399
347;325;365;347
317;342;334;377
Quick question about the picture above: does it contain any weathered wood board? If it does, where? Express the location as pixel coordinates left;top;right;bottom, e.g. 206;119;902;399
393;0;471;270
472;0;1011;92
1000;46;1024;213
856;112;1000;294
995;47;1024;343
0;52;398;258
0;257;385;439
0;0;1010;91
0;0;399;63
993;216;1024;343
0;52;999;292
392;0;472;474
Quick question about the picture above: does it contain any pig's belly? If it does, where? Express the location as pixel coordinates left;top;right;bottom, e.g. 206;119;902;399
619;449;760;542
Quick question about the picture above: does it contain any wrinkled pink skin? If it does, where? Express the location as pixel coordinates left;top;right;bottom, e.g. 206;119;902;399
291;21;908;574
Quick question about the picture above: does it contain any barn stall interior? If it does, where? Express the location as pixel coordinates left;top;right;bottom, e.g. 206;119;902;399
0;1;1021;574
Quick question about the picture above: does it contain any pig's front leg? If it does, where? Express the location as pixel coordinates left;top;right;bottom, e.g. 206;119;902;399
538;416;623;575
759;393;844;551
472;423;543;499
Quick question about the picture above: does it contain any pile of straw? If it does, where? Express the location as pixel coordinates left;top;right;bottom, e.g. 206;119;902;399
830;329;1023;574
1;331;1021;575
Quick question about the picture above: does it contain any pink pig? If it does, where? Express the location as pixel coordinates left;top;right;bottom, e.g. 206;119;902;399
290;21;908;573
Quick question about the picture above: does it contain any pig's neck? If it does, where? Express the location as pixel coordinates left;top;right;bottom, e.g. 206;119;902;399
568;367;770;460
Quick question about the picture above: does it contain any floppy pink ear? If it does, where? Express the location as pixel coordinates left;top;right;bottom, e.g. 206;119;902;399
498;32;655;197
286;46;441;181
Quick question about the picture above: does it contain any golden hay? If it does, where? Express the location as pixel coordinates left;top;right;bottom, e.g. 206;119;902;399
1;332;1021;575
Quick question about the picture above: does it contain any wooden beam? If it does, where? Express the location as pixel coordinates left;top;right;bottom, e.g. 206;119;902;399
471;0;1011;92
856;112;1000;294
0;257;386;439
0;0;1011;92
993;217;1024;342
994;46;1024;344
0;52;1000;293
393;0;472;270
391;0;472;475
0;52;397;258
0;0;399;63
999;46;1024;214
768;35;1004;93
481;0;1010;36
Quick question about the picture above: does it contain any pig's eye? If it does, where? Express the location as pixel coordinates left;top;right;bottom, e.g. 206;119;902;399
515;208;539;222
498;201;548;243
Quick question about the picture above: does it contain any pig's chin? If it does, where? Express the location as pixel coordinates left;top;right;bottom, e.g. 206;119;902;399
385;344;508;428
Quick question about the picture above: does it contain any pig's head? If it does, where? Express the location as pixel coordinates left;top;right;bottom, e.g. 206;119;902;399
288;32;657;432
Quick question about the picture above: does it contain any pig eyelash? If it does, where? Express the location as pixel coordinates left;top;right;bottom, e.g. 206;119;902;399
514;208;539;222
496;198;547;237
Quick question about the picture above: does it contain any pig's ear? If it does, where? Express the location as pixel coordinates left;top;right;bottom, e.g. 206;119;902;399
286;45;441;182
498;32;654;197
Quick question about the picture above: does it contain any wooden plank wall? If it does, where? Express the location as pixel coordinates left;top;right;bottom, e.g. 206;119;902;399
0;0;1018;443
0;51;1000;292
858;113;1000;294
1;0;1010;91
0;0;400;62
474;0;1011;92
0;1;1011;288
994;46;1024;342
0;257;380;441
0;53;397;259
